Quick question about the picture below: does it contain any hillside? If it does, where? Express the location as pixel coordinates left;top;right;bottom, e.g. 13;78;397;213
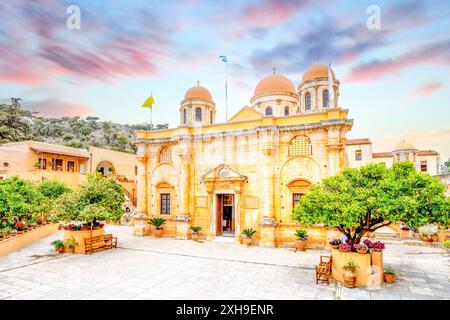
0;100;168;154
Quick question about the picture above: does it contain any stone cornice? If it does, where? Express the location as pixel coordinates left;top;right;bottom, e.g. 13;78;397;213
133;118;353;144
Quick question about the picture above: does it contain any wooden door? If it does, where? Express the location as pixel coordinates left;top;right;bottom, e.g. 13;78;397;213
216;194;223;236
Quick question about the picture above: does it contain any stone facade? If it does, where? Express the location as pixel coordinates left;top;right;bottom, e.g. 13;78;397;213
134;64;353;247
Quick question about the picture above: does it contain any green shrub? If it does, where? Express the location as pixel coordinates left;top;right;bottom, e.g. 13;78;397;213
148;218;165;229
295;229;307;240
190;226;201;233
242;228;257;238
343;259;359;272
50;240;64;248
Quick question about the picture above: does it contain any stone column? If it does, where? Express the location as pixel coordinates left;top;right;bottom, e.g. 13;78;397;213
136;155;148;215
326;126;343;177
259;129;276;247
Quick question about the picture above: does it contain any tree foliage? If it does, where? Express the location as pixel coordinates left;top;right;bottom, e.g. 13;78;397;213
293;162;450;246
51;173;125;224
0;177;69;226
1;100;169;153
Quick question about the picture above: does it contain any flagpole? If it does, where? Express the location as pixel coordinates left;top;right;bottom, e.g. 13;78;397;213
225;62;228;121
150;91;153;130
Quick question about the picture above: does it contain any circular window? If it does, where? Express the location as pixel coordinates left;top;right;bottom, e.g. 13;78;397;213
3;162;9;167
219;168;229;178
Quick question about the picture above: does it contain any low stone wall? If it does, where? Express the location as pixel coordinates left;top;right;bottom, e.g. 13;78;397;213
331;249;383;287
0;224;59;258
275;223;341;248
63;228;104;254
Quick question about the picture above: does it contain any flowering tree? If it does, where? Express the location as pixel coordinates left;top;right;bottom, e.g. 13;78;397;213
293;162;450;247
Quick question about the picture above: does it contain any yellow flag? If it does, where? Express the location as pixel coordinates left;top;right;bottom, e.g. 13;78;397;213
142;95;155;108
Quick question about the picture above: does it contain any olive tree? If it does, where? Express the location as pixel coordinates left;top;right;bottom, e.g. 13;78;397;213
51;173;125;226
293;162;450;246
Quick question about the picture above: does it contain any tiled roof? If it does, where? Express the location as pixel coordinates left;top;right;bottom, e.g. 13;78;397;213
373;152;392;159
417;150;439;156
346;138;371;146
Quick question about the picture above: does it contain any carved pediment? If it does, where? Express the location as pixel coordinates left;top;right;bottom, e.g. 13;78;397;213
201;164;247;181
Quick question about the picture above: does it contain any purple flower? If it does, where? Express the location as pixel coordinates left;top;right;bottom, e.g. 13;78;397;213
363;239;373;248
373;241;385;249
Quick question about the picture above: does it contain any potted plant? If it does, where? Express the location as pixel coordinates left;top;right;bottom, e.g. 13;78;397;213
242;228;257;246
343;259;359;288
148;218;165;237
355;243;369;254
15;222;26;234
63;237;79;253
363;239;373;248
329;239;341;249
383;267;398;284
339;243;352;252
421;233;432;242
51;240;65;253
190;226;201;241
295;229;307;251
373;241;385;252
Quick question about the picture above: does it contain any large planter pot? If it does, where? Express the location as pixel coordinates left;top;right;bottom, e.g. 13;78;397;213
242;236;253;246
153;228;163;238
63;228;104;254
191;232;200;241
384;273;395;284
357;249;368;254
343;269;357;288
296;239;306;251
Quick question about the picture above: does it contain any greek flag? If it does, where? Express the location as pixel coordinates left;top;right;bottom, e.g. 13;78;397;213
219;55;228;63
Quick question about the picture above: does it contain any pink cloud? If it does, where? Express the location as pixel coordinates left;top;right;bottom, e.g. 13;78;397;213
413;82;442;97
25;99;92;118
344;40;450;84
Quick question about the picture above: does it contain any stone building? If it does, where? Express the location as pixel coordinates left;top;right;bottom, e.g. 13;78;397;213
134;64;352;247
345;139;441;176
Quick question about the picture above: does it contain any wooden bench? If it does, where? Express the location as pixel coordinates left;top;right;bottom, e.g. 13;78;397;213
315;255;332;285
84;234;117;254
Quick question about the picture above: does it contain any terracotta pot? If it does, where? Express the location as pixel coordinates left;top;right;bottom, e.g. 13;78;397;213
191;232;200;241
339;248;351;252
330;244;339;249
5;234;13;239
343;269;357;288
242;236;253;246
57;246;65;253
296;239;307;251
153;228;163;238
65;247;75;254
17;231;24;235
357;249;368;254
374;248;384;252
0;237;4;241
384;273;395;284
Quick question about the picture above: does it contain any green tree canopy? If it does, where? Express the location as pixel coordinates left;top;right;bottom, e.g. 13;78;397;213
0;177;48;225
38;181;71;199
293;162;450;246
0;102;33;143
51;173;125;225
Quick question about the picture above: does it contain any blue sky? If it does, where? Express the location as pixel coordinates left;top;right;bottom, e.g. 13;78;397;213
0;0;449;159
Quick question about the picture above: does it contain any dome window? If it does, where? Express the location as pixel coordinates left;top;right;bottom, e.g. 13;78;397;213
195;108;202;122
322;90;329;108
265;107;273;116
284;106;289;116
183;108;187;124
305;93;311;111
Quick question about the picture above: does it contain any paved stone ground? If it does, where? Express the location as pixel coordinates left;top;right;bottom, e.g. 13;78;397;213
0;225;449;300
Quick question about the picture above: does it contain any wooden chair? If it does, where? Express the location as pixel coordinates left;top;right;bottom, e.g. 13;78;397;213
315;255;332;285
103;233;118;249
84;234;117;254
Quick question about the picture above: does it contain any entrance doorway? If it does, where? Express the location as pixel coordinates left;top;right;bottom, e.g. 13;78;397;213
216;194;235;237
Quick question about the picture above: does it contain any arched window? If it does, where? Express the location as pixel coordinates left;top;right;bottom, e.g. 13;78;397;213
195;107;202;122
158;146;171;163
265;107;273;116
288;135;312;156
305;93;311;111
322;90;329;108
183;108;187;124
284;106;289;116
210;110;213;124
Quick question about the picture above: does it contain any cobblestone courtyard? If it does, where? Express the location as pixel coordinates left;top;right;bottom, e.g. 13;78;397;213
0;225;449;300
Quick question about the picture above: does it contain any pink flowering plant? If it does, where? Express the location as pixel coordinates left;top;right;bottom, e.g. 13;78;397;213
339;243;352;252
355;243;369;252
373;241;385;250
363;239;373;248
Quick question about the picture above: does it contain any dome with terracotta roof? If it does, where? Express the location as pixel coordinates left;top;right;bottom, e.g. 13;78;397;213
301;63;335;83
394;140;416;151
253;74;296;97
184;85;213;101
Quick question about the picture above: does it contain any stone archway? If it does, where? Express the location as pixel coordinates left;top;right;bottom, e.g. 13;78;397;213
96;160;115;177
